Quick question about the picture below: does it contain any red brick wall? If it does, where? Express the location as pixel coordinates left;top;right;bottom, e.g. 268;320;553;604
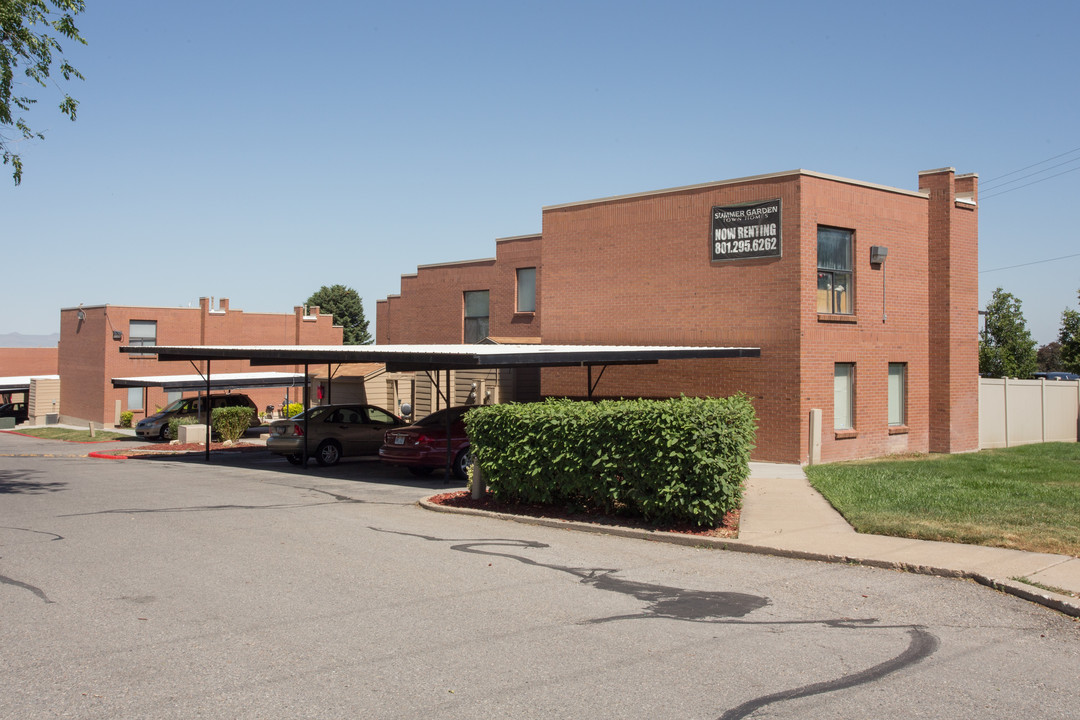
376;170;979;464
0;347;58;377
920;169;980;453
59;299;342;426
375;235;542;344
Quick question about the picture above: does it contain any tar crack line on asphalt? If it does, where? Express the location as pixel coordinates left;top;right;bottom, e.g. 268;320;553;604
371;527;940;719
0;570;54;604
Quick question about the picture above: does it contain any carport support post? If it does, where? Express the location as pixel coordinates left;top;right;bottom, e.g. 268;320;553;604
444;370;452;481
302;363;310;467
205;360;212;461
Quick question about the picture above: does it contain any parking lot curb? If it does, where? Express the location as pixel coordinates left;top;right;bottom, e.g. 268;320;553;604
418;497;1080;619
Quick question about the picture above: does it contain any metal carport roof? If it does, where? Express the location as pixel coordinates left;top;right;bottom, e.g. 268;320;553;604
118;343;760;371
110;371;306;392
0;375;60;394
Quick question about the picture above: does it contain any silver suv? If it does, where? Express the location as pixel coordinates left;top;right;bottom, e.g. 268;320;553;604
135;393;260;440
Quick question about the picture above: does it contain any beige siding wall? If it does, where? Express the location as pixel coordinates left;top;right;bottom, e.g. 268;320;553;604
28;377;61;424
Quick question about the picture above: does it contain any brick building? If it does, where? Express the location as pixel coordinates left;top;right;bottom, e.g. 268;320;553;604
59;298;343;427
377;168;979;464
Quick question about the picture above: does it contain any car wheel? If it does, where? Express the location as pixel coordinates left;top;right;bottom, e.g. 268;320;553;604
285;454;303;466
407;466;434;477
159;425;170;441
315;440;342;467
453;448;471;481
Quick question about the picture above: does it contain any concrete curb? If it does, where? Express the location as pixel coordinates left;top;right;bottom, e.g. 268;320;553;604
418;497;1080;619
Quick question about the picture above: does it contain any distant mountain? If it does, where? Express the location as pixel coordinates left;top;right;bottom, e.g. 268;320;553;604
0;332;60;348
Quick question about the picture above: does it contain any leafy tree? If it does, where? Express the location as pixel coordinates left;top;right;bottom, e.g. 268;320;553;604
1;0;85;185
1036;342;1063;373
1;0;86;185
978;287;1037;378
306;284;371;345
1059;289;1080;374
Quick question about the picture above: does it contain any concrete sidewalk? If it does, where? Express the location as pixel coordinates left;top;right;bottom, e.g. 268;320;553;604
734;462;1080;617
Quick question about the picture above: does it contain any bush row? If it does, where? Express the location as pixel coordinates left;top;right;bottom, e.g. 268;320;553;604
464;396;756;527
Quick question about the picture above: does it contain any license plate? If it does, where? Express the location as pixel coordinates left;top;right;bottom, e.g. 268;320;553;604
394;436;405;445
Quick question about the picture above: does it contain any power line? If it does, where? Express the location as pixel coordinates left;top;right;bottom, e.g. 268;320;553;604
980;251;1080;274
979;164;1080;200
980;146;1080;187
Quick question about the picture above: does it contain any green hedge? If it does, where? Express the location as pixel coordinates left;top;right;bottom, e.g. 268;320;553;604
212;406;254;442
464;396;756;527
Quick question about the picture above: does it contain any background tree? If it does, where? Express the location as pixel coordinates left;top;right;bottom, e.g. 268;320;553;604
1036;342;1063;373
306;284;371;345
1;0;86;185
1059;289;1080;374
978;287;1037;378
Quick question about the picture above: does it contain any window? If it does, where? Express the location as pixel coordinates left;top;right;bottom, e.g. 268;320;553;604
166;390;181;406
888;363;907;426
463;290;490;344
516;267;536;313
834;363;854;430
128;320;157;357
127;387;143;411
817;227;853;314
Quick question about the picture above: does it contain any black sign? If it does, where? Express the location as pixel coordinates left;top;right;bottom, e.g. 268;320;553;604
711;199;782;261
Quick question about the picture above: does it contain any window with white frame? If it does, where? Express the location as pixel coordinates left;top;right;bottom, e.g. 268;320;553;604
888;363;907;426
834;363;855;430
463;291;490;344
128;387;144;411
818;227;853;314
128;320;157;357
516;267;536;313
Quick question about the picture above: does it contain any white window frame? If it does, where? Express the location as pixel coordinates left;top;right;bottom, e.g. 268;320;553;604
834;363;855;430
888;363;907;427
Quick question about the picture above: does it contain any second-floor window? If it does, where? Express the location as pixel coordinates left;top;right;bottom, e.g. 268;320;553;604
516;267;536;313
464;291;489;343
128;320;157;357
818;226;853;314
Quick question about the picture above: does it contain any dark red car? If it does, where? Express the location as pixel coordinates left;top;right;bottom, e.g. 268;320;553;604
379;405;474;480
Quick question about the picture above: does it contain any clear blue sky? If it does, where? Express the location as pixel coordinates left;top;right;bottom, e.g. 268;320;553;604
4;0;1079;345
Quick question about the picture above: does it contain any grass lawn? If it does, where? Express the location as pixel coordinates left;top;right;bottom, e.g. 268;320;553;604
805;443;1080;557
7;427;134;442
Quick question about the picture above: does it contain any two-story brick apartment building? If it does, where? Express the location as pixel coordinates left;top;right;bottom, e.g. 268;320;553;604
59;297;343;427
377;168;979;465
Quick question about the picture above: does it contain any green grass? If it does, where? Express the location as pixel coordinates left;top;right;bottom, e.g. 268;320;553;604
10;427;134;442
805;443;1080;557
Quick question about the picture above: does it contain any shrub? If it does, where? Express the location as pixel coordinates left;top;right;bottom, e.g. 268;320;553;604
284;402;304;418
212;406;254;442
168;415;201;441
465;396;756;528
119;410;134;428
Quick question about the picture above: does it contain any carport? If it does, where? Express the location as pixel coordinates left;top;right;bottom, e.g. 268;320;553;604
120;343;761;472
111;371;308;424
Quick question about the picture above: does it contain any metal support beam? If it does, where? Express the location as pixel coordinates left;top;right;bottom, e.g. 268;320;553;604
204;360;211;461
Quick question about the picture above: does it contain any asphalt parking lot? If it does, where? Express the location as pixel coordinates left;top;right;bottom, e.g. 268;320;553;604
2;438;1078;719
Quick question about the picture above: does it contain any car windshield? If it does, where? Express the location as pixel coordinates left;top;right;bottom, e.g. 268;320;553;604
161;398;190;412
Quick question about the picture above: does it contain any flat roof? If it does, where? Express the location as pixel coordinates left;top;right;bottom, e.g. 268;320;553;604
110;371;307;391
121;344;760;372
543;169;929;211
0;375;60;393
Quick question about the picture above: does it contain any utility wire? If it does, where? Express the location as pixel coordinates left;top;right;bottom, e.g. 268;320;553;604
980;251;1080;274
979;164;1080;200
980;146;1080;187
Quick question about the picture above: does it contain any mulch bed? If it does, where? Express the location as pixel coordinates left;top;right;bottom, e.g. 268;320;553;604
116;442;268;457
426;490;739;538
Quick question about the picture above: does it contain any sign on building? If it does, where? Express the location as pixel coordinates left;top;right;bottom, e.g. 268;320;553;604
711;199;782;261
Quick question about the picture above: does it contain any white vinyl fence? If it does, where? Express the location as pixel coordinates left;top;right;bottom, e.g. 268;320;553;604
979;378;1080;449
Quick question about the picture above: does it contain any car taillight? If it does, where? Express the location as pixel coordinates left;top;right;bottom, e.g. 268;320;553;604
416;434;433;445
292;424;304;437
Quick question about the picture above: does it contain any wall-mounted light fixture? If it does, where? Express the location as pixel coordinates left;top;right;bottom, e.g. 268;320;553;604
870;246;889;323
76;309;86;321
113;331;124;341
